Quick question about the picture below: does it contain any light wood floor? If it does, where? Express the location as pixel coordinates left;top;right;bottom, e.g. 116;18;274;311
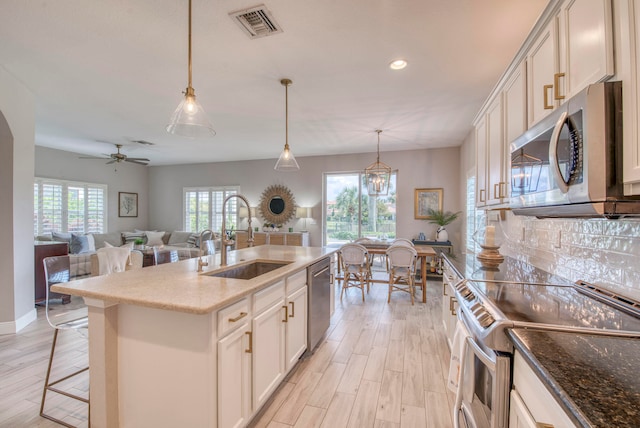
249;271;454;428
0;270;453;428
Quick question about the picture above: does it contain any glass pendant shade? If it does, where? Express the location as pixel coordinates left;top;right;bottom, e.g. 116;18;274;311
166;0;215;137
166;88;216;137
364;130;392;196
275;78;300;171
275;143;299;171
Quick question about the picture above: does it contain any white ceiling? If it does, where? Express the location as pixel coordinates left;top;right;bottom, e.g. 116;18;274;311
0;0;547;166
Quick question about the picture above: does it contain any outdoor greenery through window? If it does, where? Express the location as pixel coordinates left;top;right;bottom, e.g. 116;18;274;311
324;172;396;246
184;186;240;234
34;178;107;235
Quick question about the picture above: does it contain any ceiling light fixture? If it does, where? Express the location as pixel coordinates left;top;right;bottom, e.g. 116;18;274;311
389;59;408;70
274;78;300;171
364;130;392;196
166;0;216;138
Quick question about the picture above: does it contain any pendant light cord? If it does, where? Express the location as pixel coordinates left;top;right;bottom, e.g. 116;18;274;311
187;0;193;90
376;129;382;163
281;79;292;149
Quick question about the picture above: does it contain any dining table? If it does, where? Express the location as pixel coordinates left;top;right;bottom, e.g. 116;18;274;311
337;240;437;303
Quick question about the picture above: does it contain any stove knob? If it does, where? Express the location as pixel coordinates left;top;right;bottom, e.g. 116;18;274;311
470;302;482;312
478;313;495;328
465;292;475;301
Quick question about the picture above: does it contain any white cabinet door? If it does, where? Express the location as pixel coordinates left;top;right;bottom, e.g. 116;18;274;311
486;96;505;205
503;61;528;202
475;118;488;207
622;0;640;190
509;390;538;428
285;286;308;370
252;300;286;410
559;0;614;99
527;19;558;126
218;322;252;428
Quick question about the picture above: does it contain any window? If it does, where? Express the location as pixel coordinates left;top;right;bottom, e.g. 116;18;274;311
184;186;240;233
324;172;397;246
465;173;485;253
34;178;107;235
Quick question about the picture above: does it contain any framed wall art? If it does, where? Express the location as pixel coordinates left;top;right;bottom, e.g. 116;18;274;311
414;188;443;219
119;192;138;217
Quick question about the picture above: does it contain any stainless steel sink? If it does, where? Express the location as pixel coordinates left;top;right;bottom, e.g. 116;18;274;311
203;261;291;280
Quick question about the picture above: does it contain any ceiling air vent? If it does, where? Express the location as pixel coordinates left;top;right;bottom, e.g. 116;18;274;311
229;4;283;39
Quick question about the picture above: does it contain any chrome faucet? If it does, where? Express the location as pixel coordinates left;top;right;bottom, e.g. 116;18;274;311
197;229;214;271
221;194;254;266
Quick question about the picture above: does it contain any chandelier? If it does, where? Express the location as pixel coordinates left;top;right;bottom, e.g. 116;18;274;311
364;130;392;196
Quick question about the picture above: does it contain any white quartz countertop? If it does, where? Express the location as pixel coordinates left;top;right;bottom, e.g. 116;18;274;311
52;245;336;315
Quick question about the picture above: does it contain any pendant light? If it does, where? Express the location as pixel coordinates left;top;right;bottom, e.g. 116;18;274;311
274;78;300;171
166;0;216;138
365;130;392;196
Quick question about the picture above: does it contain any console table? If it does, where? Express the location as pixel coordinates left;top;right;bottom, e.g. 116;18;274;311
34;241;70;304
411;240;453;279
235;231;309;249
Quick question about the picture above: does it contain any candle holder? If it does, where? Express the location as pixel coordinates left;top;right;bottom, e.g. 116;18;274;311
473;219;505;269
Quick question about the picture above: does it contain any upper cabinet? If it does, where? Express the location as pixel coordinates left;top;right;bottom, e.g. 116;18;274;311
621;0;640;192
528;0;614;126
474;0;617;207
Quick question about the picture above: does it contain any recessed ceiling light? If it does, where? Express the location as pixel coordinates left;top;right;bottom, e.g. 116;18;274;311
389;59;407;70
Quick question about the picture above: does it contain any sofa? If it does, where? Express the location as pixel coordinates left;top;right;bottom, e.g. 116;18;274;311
35;230;221;279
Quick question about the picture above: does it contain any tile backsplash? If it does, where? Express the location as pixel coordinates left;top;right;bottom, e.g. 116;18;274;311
499;212;640;301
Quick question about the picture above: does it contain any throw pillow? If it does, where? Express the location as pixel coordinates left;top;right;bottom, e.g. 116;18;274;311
168;231;192;245
122;232;147;245
86;234;96;252
70;233;91;254
186;233;199;248
52;231;72;244
105;241;135;249
145;231;165;246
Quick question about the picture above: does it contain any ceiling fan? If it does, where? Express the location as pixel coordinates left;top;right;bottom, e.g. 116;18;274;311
79;144;150;165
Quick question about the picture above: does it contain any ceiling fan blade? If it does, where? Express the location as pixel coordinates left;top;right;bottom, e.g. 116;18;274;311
126;157;150;162
106;160;117;165
125;159;149;165
79;156;110;160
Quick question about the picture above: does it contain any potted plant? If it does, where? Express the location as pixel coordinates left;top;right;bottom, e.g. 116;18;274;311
134;238;145;249
426;208;461;242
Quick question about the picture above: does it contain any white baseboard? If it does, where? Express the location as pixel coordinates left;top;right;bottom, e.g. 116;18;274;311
0;308;37;335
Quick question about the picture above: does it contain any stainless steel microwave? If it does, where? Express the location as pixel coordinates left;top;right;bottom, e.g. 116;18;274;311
509;81;640;218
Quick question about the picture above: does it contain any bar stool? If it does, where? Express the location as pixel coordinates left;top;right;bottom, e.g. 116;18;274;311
40;256;90;427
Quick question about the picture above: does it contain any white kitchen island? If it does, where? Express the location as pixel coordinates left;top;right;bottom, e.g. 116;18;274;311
52;245;336;428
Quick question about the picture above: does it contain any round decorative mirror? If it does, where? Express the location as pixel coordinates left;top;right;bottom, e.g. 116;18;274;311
259;184;296;225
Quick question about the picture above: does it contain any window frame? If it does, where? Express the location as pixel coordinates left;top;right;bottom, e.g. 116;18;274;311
34;177;108;235
183;186;240;233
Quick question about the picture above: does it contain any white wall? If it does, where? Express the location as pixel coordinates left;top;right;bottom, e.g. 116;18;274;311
35;146;150;232
0;67;36;333
148;147;463;249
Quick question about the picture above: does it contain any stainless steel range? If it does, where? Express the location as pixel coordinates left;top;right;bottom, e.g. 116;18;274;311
452;275;640;428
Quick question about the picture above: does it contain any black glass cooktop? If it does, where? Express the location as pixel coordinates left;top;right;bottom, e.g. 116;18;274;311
471;280;640;332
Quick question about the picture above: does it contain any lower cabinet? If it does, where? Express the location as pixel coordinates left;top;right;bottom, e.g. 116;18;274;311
218;321;252;428
441;259;461;349
510;350;575;427
218;271;309;428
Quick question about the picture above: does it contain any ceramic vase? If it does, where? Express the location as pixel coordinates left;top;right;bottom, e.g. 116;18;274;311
436;227;448;242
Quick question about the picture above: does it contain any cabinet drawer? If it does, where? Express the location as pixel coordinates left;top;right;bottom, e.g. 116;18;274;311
254;280;285;314
286;270;307;294
218;298;250;337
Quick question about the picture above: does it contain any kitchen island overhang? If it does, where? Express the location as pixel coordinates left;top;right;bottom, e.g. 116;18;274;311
52;245;336;428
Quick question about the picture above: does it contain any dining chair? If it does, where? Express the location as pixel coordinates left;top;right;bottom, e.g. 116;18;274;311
40;256;90;427
390;238;414;247
386;245;419;305
339;243;371;302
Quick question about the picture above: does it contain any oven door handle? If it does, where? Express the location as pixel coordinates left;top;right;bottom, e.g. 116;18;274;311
465;336;496;372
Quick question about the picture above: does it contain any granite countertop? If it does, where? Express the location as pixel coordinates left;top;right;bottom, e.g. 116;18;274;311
443;252;640;428
52;245;335;315
508;329;640;428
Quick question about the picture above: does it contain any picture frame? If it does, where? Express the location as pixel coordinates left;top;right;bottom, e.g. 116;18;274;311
414;188;443;219
118;192;138;217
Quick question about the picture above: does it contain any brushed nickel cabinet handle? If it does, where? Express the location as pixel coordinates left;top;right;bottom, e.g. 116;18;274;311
245;331;252;353
228;312;248;323
282;305;288;322
479;189;486;203
554;72;565;100
450;296;458;316
543;84;554;109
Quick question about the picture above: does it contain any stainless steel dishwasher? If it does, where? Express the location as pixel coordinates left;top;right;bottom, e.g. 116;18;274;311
306;257;331;353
